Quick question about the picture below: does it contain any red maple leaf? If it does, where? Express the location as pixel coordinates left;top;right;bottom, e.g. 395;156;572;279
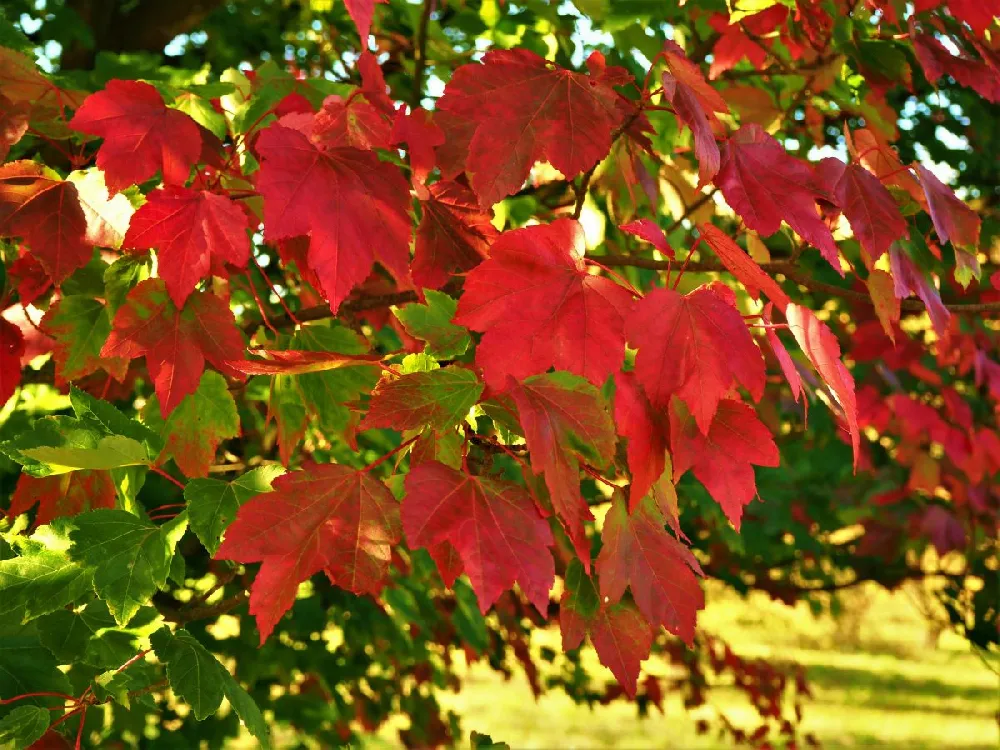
785;304;860;466
403;461;554;614
816;158;908;264
708;7;788;79
670;398;779;528
344;0;386;41
282;93;393;152
716;124;839;272
619;219;674;258
0;161;90;283
915;164;981;250
217;464;402;643
596;494;703;645
392;108;444;193
763;302;804;403
698;223;791;310
0;93;29;161
123;187;251;307
626;283;765;435
454;219;634;391
614;372;669;508
0;317;25;406
913;33;1000;104
227;348;382;376
101;279;244;417
255;121;412;312
437;49;631;206
9;471;116;526
887;244;950;336
847;127;925;208
70;80;202;193
509;372;617;567
413;180;497;290
560;560;654;698
661;41;729;184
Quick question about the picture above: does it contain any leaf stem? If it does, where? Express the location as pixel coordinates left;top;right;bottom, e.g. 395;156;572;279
150;466;186;490
361;435;419;474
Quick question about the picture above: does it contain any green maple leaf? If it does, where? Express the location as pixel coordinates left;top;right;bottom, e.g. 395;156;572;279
150;627;270;748
1;388;161;477
185;465;284;555
0;548;93;623
41;295;126;383
0;705;50;749
145;372;241;478
394;290;470;359
69;510;187;625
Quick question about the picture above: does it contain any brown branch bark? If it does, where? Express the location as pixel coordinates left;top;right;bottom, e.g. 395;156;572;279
596;254;1000;314
61;0;228;69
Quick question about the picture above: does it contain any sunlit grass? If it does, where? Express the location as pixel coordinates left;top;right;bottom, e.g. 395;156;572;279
424;582;999;750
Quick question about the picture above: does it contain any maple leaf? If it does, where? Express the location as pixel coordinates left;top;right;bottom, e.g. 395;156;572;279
914;165;981;250
670;398;779;528
560;558;654;698
455;219;634;391
70;509;187;625
70;80;203;193
815;158;908;264
360;367;483;433
785;304;860;466
698;223;791;310
708;7;787;79
912;33;1000;104
217;464;402;642
228;348;382;376
402;461;554;614
619;219;674;258
282;94;393;152
8;471;116;526
122;187;251;307
437;49;630;206
846;127;925;207
413;180;497;290
0;94;29;162
661;41;728;185
394;290;470;359
867;269;900;342
147;372;241;479
392;108;444;192
0;161;90;283
185;466;284;556
763;303;803;403
41;296;127;384
614;372;669;508
888;243;950;335
626;284;765;435
101;279;245;418
344;0;386;41
715;124;840;272
255;122;412;312
0;317;25;406
596;494;703;645
509;372;617;567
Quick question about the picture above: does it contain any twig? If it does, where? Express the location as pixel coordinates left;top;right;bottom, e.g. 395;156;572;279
411;0;435;108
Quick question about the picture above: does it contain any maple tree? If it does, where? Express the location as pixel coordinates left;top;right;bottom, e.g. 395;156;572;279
0;0;997;747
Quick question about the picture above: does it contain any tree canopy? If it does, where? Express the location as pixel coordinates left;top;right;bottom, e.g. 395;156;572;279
0;0;997;747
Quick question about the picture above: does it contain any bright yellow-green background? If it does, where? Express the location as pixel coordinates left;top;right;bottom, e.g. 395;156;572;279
367;582;999;749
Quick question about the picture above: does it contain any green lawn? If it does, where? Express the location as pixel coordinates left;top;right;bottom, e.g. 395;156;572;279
423;583;1000;749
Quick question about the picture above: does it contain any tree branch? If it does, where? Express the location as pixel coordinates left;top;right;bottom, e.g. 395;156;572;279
155;591;248;625
595;254;1000;314
411;0;435;108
